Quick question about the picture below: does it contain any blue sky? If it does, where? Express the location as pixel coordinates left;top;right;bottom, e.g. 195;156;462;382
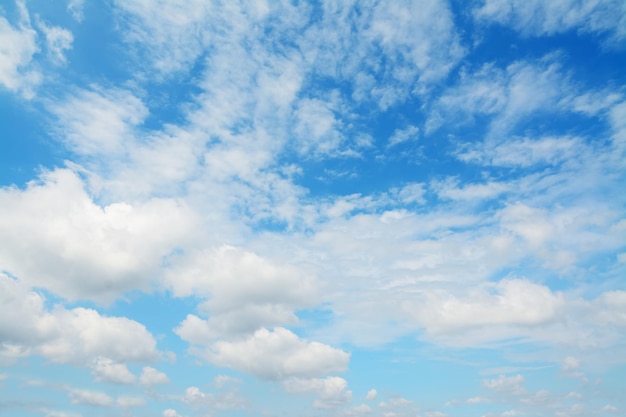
1;1;625;416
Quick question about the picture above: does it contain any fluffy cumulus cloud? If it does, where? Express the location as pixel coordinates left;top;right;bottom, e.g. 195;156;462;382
417;279;564;336
170;245;318;341
0;273;159;364
283;376;352;409
0;168;196;302
140;366;169;386
90;357;136;384
200;327;350;380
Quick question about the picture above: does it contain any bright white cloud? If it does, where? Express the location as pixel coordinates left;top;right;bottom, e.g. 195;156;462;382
0;273;159;364
0;168;197;302
170;245;317;340
417;278;564;335
0;1;40;98
203;327;350;380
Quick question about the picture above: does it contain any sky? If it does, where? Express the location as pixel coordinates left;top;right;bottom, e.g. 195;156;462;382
0;0;625;416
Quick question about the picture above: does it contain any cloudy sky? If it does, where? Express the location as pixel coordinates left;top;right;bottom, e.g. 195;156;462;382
1;1;625;416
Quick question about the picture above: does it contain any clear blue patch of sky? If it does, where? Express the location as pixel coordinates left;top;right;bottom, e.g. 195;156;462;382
0;96;63;188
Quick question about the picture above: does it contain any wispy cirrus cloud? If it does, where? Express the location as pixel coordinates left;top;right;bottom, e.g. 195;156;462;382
474;0;626;47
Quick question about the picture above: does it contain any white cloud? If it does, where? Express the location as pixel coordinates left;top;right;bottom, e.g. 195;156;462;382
567;391;583;399
365;389;378;400
44;411;81;417
343;404;372;416
484;374;526;396
283;376;353;409
90;357;136;384
67;0;85;22
467;396;489;404
416;279;564;336
562;356;581;372
183;386;214;407
474;0;626;46
0;1;40;98
378;396;416;415
609;100;626;149
0;273;159;365
213;375;241;388
0;168;197;302
116;396;146;408
388;125;419;148
293;97;345;156
425;412;448;417
111;0;215;76
182;385;246;410
162;409;184;417
391;183;426;205
365;0;465;102
39;307;159;364
202;327;350;380
37;20;73;64
458;136;584;168
48;87;147;156
68;389;115;407
427;59;575;137
170;245;317;341
602;404;619;414
140;366;169;385
296;0;464;109
432;177;511;201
